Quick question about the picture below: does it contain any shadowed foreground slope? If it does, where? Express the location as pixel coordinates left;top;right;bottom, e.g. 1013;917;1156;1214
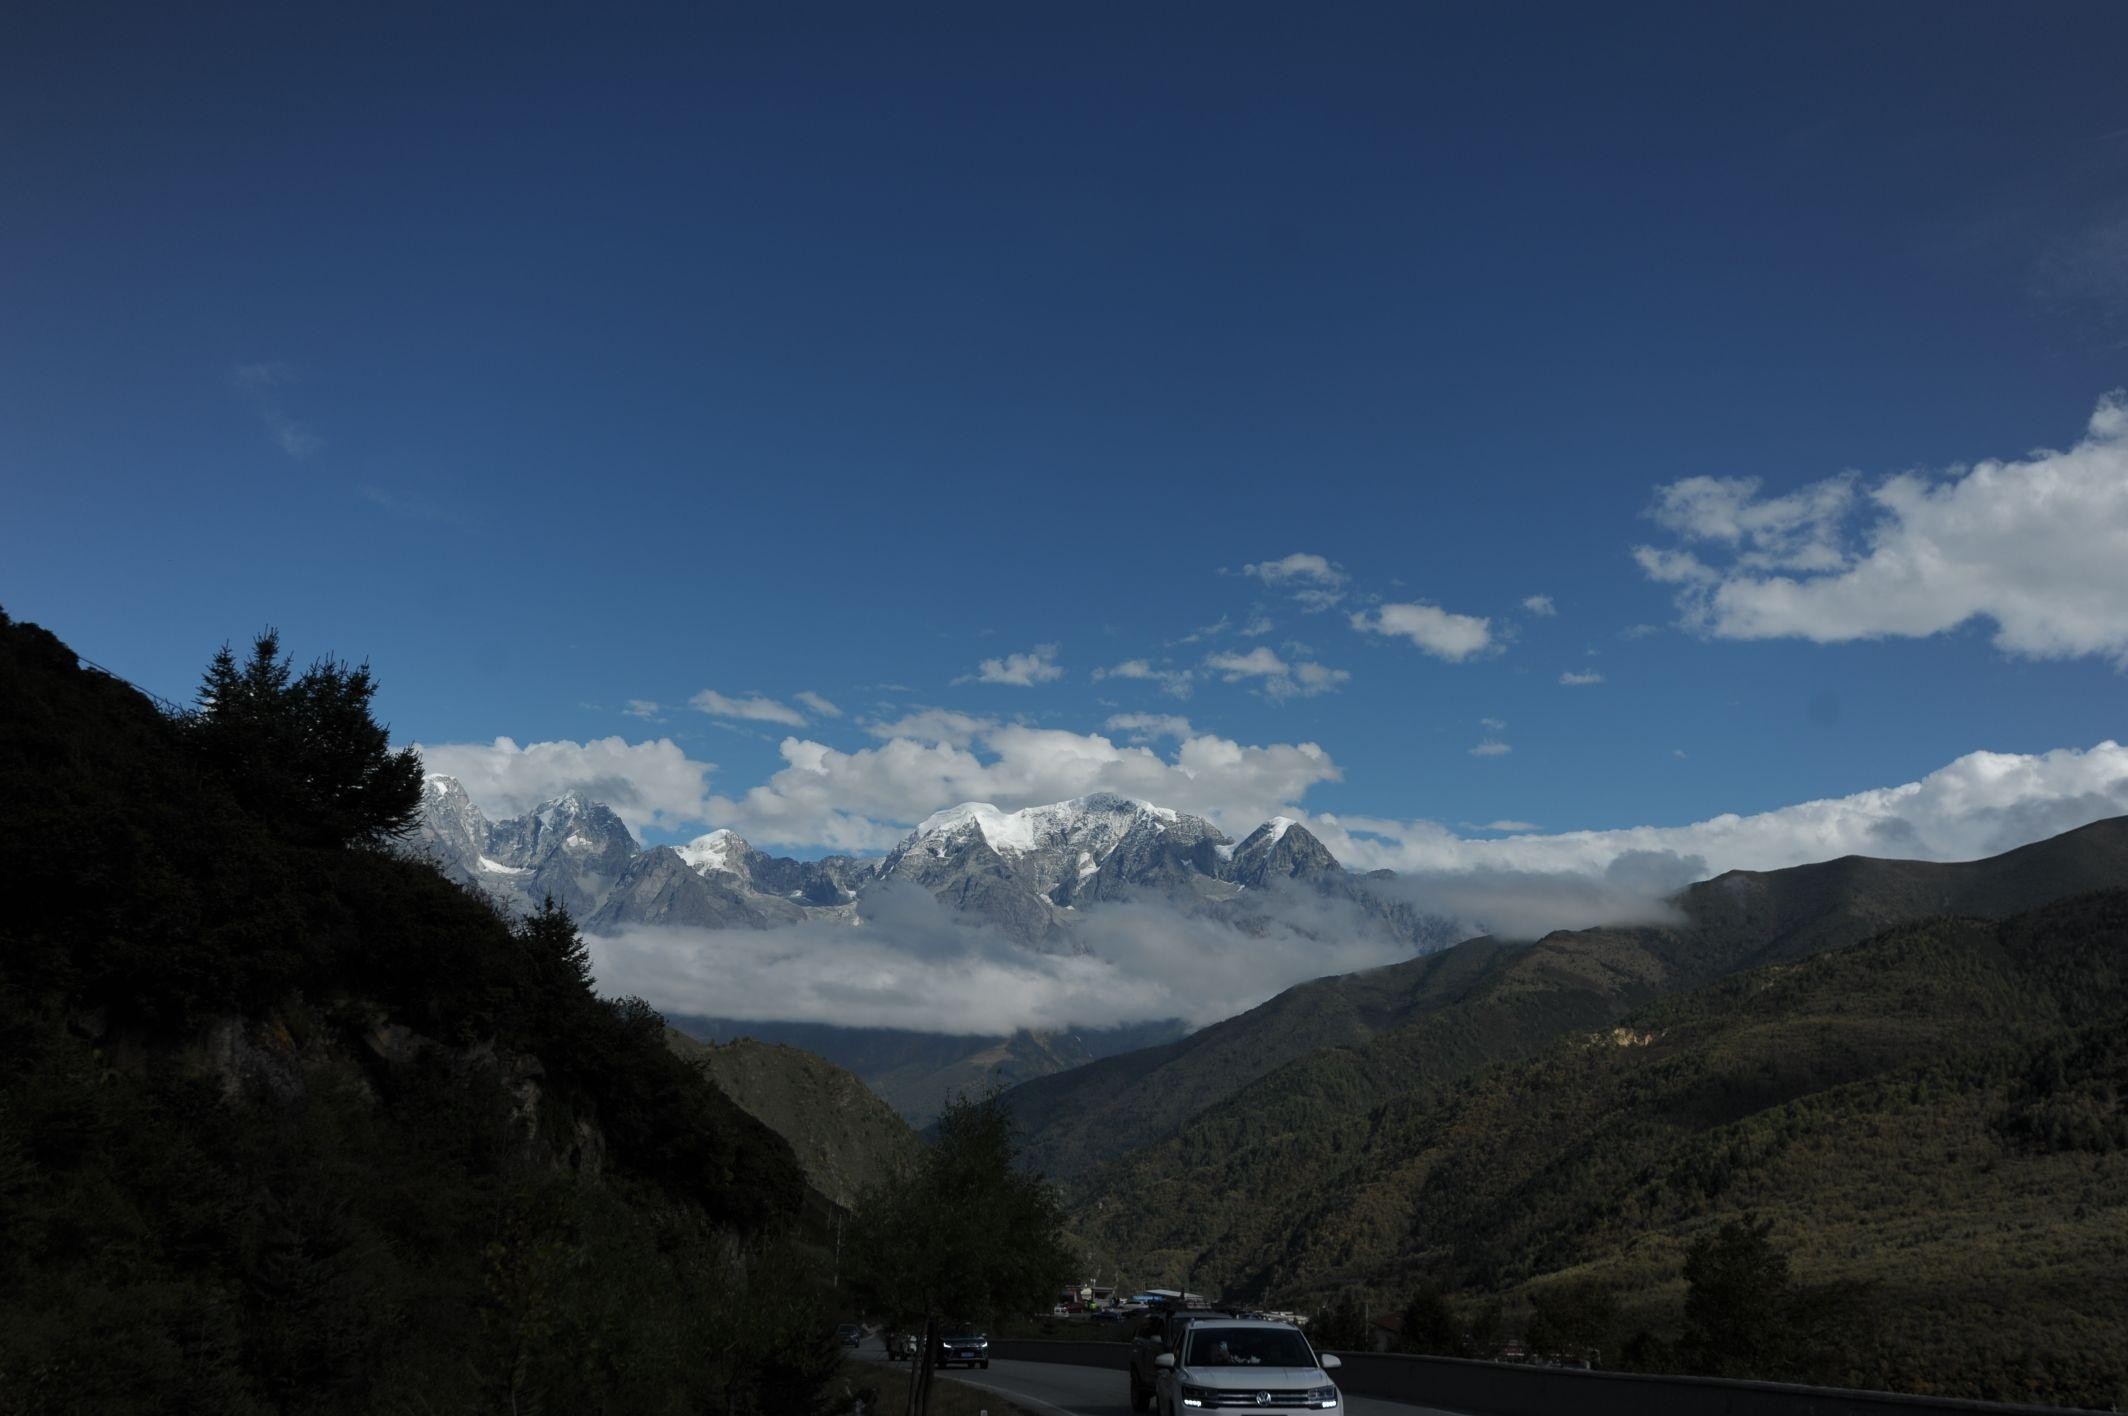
0;612;835;1415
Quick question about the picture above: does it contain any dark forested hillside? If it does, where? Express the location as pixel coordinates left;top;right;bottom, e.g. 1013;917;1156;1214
0;612;834;1414
1085;891;2128;1408
1010;819;2128;1183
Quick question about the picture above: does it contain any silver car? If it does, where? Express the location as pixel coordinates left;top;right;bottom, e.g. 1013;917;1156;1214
1152;1319;1342;1413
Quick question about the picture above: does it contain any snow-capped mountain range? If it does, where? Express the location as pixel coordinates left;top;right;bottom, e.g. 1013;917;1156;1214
414;777;1462;952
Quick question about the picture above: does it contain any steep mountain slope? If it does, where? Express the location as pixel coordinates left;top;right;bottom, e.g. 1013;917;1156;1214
0;611;829;1414
666;1031;922;1208
1088;891;2128;1408
670;1013;1189;1125
1008;819;2128;1181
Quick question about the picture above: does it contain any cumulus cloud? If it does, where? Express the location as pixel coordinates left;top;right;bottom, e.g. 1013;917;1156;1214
1559;670;1604;686
1523;595;1557;616
1243;552;1348;611
1311;738;2128;903
416;735;713;834
705;721;1342;850
690;689;809;726
1093;659;1194;698
1351;602;1494;661
1635;392;2128;663
966;644;1065;686
1204;646;1350;700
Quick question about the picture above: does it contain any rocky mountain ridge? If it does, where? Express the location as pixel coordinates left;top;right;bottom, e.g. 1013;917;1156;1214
414;777;1464;955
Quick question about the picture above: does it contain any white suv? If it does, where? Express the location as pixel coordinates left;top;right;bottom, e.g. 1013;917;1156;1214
1152;1319;1343;1413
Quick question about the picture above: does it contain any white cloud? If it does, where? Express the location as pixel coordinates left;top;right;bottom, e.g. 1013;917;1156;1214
1523;595;1557;616
587;880;1432;1034
1204;646;1349;700
623;699;666;721
1240;614;1276;637
1635;392;2128;663
1351;602;1494;661
1478;819;1539;832
690;689;809;726
795;690;843;719
1559;670;1604;686
1105;713;1195;742
966;644;1064;687
863;708;998;748
1093;659;1194;698
705;722;1341;850
415;735;713;834
1480;717;1507;730
1243;552;1348;612
1307;739;2128;936
1469;740;1512;757
1206;646;1289;681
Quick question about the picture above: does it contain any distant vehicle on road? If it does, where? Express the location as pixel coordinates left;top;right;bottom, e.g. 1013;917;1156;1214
936;1327;990;1369
1148;1318;1342;1415
835;1323;861;1348
883;1329;917;1361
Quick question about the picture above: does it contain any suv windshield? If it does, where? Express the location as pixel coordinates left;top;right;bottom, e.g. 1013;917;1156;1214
1183;1327;1315;1368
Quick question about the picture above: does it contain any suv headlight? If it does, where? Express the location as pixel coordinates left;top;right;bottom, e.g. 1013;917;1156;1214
1304;1383;1339;1407
1179;1383;1213;1408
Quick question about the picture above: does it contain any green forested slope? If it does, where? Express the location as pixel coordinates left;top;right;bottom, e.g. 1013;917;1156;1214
1013;819;2128;1186
1086;893;2128;1408
669;1031;923;1207
0;612;835;1414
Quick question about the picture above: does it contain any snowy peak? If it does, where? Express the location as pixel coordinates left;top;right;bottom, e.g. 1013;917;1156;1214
677;828;753;879
907;793;1180;857
1229;817;1341;886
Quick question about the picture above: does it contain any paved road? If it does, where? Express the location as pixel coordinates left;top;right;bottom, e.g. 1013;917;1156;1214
852;1339;1472;1416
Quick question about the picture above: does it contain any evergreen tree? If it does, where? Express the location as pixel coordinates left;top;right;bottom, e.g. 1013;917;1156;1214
1399;1284;1462;1357
1681;1214;1792;1378
1307;1291;1371;1352
191;629;423;849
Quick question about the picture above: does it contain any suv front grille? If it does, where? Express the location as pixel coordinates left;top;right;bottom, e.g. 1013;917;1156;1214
1195;1390;1318;1408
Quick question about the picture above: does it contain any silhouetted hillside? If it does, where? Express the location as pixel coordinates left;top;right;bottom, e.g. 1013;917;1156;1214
0;611;833;1414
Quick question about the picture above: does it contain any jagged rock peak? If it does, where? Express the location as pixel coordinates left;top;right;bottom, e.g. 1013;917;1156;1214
1231;816;1342;883
907;793;1183;855
677;828;753;876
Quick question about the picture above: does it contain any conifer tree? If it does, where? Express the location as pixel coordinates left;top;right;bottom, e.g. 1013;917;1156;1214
191;629;423;848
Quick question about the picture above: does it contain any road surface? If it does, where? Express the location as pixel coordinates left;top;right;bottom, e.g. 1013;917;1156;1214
853;1338;1473;1416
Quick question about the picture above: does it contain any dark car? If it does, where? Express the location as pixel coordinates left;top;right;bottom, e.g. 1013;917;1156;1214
937;1328;990;1369
834;1323;861;1348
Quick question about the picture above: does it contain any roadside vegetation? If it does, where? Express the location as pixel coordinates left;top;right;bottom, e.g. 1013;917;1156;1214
844;1091;1073;1416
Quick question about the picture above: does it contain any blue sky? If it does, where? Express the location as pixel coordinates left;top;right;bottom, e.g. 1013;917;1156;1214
7;2;2128;876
